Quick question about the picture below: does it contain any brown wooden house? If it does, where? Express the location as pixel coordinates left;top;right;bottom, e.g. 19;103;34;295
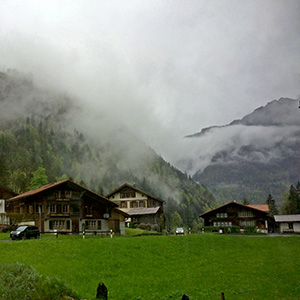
200;201;273;233
106;183;165;231
6;180;128;235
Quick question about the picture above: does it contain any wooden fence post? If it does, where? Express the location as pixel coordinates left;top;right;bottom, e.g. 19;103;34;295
182;294;189;300
221;292;225;300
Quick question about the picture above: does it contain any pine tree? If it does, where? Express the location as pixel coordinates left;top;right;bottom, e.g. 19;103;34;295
281;185;300;214
266;194;278;217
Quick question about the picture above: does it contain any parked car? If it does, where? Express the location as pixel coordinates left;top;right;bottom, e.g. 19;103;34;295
10;225;40;240
175;227;185;235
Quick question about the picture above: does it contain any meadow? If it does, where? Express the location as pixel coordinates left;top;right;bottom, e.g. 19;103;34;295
0;232;299;300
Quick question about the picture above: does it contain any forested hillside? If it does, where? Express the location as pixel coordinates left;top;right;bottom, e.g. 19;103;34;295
0;70;217;227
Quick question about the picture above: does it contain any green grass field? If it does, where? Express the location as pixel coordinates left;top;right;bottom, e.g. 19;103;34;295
0;232;299;299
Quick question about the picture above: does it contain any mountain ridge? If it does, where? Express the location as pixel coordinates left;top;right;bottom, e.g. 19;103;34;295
183;97;300;204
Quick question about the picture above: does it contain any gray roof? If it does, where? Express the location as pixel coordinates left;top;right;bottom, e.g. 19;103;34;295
127;207;160;216
274;215;300;222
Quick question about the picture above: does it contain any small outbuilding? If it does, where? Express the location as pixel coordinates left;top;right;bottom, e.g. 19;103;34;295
274;215;300;233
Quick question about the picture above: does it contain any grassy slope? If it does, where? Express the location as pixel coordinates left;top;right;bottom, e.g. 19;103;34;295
0;234;299;300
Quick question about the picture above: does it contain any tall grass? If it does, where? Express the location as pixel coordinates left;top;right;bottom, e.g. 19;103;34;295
0;233;299;299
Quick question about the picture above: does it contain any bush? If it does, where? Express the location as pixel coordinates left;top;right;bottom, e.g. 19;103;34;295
138;223;151;231
244;226;257;234
201;226;241;234
151;224;160;232
0;263;79;300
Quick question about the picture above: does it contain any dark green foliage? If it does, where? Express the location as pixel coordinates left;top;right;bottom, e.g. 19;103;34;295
266;194;278;217
0;263;79;300
281;184;300;214
195;159;300;204
30;167;49;190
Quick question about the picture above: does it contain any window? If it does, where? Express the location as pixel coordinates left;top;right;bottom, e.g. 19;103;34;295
130;201;138;208
288;223;293;230
65;190;72;198
84;205;92;215
50;220;69;230
139;201;145;208
55;190;72;199
216;213;228;218
62;205;69;213
50;205;56;213
240;220;255;226
56;204;62;213
120;201;127;208
85;220;97;230
239;211;254;218
213;221;232;227
28;205;33;214
55;191;61;199
120;190;136;198
148;199;156;207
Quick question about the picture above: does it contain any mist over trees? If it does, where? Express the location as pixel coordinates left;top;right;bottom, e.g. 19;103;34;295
0;70;218;227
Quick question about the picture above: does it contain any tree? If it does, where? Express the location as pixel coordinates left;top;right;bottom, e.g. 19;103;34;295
281;184;300;214
242;197;249;205
172;211;183;228
266;194;278;217
30;167;48;190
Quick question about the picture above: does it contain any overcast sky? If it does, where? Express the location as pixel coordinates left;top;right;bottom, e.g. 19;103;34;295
1;0;300;162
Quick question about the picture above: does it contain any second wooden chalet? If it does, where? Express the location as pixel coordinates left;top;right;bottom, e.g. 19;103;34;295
200;201;273;233
106;183;165;231
6;180;128;235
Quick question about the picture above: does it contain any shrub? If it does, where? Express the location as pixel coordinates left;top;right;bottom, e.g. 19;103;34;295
151;224;160;232
138;223;151;231
0;263;79;300
244;226;257;234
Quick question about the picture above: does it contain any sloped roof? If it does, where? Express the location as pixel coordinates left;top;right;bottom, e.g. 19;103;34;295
7;179;117;207
106;183;164;203
247;204;269;213
274;215;300;222
127;207;160;216
200;201;269;217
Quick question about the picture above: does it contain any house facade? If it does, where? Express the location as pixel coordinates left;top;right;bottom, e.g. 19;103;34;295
6;180;128;235
200;201;272;233
107;183;165;231
274;215;300;233
0;185;18;226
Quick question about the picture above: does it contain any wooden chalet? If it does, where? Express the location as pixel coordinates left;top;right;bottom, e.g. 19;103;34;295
106;183;165;231
6;180;128;235
200;201;273;233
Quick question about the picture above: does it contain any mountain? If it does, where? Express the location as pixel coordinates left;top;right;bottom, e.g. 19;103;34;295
0;70;217;227
183;98;300;204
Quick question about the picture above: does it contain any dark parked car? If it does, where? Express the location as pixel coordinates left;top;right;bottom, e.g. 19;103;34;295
10;225;40;240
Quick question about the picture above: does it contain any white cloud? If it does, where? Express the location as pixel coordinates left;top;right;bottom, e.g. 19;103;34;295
0;0;299;167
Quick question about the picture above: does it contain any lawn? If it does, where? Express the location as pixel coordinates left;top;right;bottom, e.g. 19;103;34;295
0;233;299;299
